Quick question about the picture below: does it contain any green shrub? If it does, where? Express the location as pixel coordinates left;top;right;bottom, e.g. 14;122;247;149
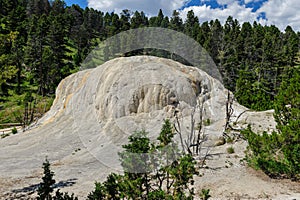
242;127;299;180
203;119;211;126
200;188;211;200
227;146;235;154
54;190;78;200
242;67;300;181
11;127;18;134
226;137;234;144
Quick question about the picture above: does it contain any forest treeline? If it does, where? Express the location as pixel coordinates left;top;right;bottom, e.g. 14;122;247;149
1;0;300;124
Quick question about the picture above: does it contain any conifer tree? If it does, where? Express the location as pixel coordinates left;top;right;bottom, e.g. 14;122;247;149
37;158;55;200
89;120;199;199
169;10;183;31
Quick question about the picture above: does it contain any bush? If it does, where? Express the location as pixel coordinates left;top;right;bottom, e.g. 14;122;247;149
203;119;211;126
226;146;235;154
242;127;299;180
200;188;211;200
242;67;300;180
54;190;78;200
11;127;18;134
226;137;234;144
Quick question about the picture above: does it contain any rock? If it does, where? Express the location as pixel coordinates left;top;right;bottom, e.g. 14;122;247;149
38;56;231;141
214;136;226;146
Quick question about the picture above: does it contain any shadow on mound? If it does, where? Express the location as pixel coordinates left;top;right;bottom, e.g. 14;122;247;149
11;178;77;194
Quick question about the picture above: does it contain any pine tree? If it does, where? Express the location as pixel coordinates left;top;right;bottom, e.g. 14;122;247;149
120;9;131;31
169;10;183;31
50;0;65;15
161;16;169;28
221;16;240;91
283;26;299;66
37;159;78;199
209;19;224;64
117;130;151;198
184;10;199;39
27;0;51;16
157;119;174;146
149;9;164;27
24;14;50;95
89;120;199;199
37;158;56;200
118;130;151;177
0;30;18;96
130;11;148;29
47;10;73;93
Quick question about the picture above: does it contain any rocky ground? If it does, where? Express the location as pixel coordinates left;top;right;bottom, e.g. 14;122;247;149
1;138;299;200
195;140;300;200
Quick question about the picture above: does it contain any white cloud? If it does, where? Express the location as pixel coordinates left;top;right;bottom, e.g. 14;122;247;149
87;0;299;31
179;0;299;31
216;0;235;5
180;1;260;25
258;0;300;31
87;0;187;16
244;0;260;4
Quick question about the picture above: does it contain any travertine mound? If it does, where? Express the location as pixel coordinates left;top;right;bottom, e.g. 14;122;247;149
39;56;231;139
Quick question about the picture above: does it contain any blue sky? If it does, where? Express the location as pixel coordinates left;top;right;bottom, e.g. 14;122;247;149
64;0;299;31
64;0;87;8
